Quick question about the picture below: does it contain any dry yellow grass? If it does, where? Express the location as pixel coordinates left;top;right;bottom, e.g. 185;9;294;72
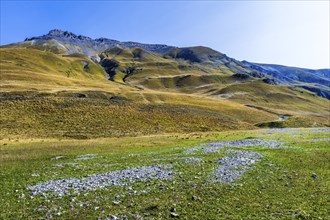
1;47;329;140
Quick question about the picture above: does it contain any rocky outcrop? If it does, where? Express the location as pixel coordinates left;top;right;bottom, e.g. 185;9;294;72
24;29;175;55
100;59;120;80
242;61;330;99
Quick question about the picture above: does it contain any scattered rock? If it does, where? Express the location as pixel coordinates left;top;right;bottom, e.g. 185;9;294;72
309;128;330;133
200;139;288;154
310;138;330;142
183;147;200;154
202;147;219;153
213;150;263;183
51;156;65;160
74;154;98;161
27;165;174;197
113;201;120;205
264;128;297;133
75;93;87;98
110;215;118;220
170;212;179;218
185;157;203;163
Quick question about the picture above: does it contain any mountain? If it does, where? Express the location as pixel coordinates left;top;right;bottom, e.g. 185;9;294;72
1;29;329;139
7;30;329;91
242;61;330;99
2;29;329;98
15;29;175;56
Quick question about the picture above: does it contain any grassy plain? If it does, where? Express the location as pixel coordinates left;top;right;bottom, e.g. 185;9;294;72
1;46;330;219
1;128;329;219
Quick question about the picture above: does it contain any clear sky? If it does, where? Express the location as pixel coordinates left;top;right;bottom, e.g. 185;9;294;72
1;1;329;69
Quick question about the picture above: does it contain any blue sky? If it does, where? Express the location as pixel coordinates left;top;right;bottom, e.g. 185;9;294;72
1;1;329;69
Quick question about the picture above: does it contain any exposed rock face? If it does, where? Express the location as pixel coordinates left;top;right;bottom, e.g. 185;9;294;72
298;85;330;99
242;60;330;99
100;58;120;80
24;29;175;55
232;73;251;79
262;77;279;85
242;61;330;86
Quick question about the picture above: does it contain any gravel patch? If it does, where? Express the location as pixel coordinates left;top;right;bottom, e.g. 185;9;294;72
51;156;66;160
153;157;183;162
310;138;330;142
309;127;330;133
264;128;298;133
185;157;203;163
183;147;200;154
256;133;273;137
264;127;330;133
27;164;174;197
74;154;98;161
202;147;220;153
213;150;263;183
52;163;84;169
201;139;288;153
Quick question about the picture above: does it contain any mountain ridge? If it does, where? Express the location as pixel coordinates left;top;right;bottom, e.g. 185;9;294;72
23;29;176;55
1;30;330;139
2;29;330;99
242;61;330;99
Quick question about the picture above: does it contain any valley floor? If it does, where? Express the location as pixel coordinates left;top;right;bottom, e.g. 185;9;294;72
1;128;329;219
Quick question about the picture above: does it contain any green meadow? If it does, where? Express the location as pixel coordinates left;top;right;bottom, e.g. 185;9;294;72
1;128;329;219
1;44;329;220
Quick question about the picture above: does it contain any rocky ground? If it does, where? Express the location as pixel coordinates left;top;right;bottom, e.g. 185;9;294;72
2;128;329;219
28;165;174;197
28;137;292;198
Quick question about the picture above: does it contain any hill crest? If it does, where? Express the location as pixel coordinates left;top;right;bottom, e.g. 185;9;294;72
2;29;330;99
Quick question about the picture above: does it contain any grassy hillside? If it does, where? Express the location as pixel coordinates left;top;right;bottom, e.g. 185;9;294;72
1;47;329;140
98;47;231;84
0;90;279;139
0;48;118;91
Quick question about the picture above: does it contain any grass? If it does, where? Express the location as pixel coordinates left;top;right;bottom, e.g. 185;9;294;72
1;128;329;219
0;48;114;91
1;85;328;140
1;41;329;219
0;90;277;139
1;48;329;140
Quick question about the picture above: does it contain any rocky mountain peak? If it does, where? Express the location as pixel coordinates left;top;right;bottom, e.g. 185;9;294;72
25;29;93;42
48;29;93;41
24;29;175;53
48;29;68;36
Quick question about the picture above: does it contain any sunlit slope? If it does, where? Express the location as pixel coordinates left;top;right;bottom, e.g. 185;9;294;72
1;47;329;139
0;49;278;139
98;47;252;94
0;48;124;92
211;80;330;126
98;47;233;83
0;90;280;139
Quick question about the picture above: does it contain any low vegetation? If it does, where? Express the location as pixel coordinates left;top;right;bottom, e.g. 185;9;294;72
1;36;329;219
1;128;329;219
1;48;329;140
